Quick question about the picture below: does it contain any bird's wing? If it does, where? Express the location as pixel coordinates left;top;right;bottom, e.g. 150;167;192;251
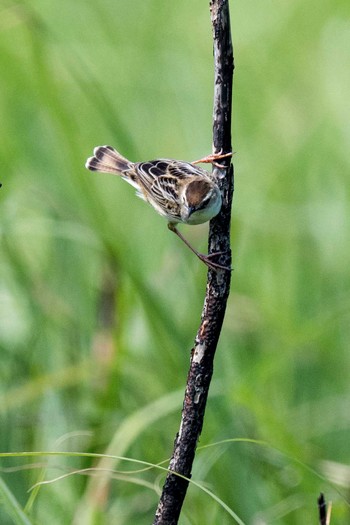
167;161;209;179
135;160;186;220
136;159;208;186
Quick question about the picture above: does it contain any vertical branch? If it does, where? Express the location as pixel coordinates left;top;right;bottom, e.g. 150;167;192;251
153;1;234;524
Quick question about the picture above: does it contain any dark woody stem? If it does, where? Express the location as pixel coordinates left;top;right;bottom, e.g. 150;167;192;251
153;1;234;524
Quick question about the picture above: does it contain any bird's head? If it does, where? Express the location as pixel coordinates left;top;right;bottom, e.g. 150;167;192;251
182;179;222;225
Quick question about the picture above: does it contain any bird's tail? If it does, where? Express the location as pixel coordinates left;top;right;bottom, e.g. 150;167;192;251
85;146;133;175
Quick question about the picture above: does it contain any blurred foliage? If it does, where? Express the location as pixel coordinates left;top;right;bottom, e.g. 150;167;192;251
0;0;349;523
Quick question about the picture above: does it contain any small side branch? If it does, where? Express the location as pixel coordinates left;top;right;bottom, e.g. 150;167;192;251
153;1;234;524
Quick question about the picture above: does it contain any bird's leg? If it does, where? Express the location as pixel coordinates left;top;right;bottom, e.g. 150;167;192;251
168;223;231;272
192;150;232;168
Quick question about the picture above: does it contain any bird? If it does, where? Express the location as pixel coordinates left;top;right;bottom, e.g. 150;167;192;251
85;145;231;270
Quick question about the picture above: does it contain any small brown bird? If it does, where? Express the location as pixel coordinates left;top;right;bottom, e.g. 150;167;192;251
85;146;231;270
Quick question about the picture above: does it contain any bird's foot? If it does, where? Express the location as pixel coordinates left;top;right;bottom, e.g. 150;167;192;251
197;251;232;272
192;151;232;168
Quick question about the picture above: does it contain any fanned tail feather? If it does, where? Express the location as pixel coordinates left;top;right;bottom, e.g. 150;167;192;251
85;145;133;175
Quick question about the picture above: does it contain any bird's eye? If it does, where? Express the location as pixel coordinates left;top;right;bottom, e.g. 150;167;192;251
197;196;211;211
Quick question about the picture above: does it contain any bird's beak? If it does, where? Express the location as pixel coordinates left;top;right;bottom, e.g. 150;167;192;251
188;206;196;217
182;205;196;223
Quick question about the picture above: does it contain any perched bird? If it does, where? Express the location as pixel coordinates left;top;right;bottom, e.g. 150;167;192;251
85;146;231;270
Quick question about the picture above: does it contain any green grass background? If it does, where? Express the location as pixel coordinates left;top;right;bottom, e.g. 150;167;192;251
1;0;349;523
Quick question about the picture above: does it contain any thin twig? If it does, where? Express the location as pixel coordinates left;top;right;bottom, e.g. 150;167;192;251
318;493;327;525
153;1;234;523
318;493;332;525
